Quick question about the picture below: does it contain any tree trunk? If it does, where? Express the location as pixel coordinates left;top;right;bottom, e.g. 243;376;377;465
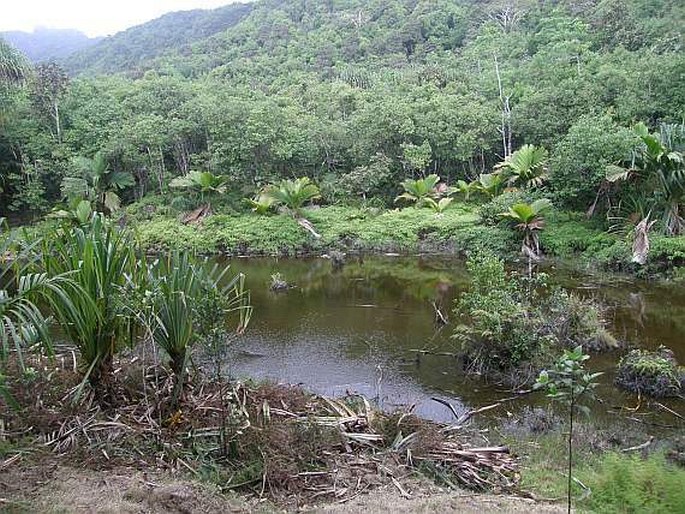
53;101;61;144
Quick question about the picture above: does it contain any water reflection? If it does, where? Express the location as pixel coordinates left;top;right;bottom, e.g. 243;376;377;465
212;255;684;422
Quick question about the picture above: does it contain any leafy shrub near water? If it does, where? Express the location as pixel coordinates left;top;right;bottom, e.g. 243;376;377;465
616;346;684;398
453;252;613;380
453;252;549;373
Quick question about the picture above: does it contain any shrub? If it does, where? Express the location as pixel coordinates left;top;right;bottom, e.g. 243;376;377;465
550;115;638;210
453;252;615;379
616;346;684;398
42;215;135;394
540;212;615;257
452;252;550;373
545;290;618;352
579;452;685;514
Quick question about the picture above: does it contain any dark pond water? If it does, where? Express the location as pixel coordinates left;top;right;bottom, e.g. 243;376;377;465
215;255;685;425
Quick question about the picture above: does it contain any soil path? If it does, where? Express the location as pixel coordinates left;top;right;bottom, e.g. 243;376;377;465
1;465;566;513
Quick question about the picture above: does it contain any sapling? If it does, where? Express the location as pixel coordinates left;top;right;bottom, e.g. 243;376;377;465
535;345;602;514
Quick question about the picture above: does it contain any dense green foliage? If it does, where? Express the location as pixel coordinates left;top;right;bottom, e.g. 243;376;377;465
132;203;506;255
580;452;685;513
0;218;72;366
41;216;136;390
1;214;252;401
0;0;683;226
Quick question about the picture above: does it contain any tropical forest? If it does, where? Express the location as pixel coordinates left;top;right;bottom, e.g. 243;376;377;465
1;0;684;512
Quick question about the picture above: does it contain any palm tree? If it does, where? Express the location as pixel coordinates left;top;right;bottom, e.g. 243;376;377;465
263;177;321;213
170;170;228;205
468;172;506;198
424;197;453;215
496;144;549;188
245;193;277;214
500;199;553;260
61;152;135;214
0;38;28;86
0;40;29;198
394;174;441;206
606;122;685;236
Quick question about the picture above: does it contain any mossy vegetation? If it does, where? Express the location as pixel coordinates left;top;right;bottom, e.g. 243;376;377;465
616;346;685;398
124;195;685;280
132;203;508;256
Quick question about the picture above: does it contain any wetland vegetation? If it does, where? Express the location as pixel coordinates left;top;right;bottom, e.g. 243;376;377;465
2;0;685;512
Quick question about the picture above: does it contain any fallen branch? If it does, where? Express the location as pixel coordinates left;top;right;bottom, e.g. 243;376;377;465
654;402;684;421
296;217;321;238
392;477;412;498
621;436;654;453
431;301;448;325
410;349;459;358
431;397;461;421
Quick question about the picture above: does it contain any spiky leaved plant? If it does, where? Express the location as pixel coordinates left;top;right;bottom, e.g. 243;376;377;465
1;218;79;404
42;215;134;398
148;253;251;404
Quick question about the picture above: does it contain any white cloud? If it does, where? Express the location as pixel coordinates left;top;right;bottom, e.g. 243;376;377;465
0;0;245;37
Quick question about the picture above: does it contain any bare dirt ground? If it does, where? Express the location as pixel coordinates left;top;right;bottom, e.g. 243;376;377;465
1;463;566;514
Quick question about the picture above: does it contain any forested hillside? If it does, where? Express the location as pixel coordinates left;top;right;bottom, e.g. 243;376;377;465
62;2;254;75
0;0;683;216
1;28;99;63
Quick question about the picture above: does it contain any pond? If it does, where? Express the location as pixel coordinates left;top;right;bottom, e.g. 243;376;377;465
214;254;685;425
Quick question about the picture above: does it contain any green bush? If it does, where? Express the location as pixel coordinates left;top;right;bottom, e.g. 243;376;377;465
453;252;551;372
540;212;616;258
545;289;618;352
579;452;685;514
550;115;638;210
453;252;614;378
133;205;490;256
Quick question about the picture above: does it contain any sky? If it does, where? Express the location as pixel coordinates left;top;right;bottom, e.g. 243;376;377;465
0;0;245;37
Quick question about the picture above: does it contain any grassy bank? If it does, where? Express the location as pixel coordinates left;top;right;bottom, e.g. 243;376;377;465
132;203;513;256
506;417;685;513
128;201;685;278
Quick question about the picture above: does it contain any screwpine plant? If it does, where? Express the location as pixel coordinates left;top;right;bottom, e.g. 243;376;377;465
42;215;135;398
1;218;77;405
146;253;252;403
